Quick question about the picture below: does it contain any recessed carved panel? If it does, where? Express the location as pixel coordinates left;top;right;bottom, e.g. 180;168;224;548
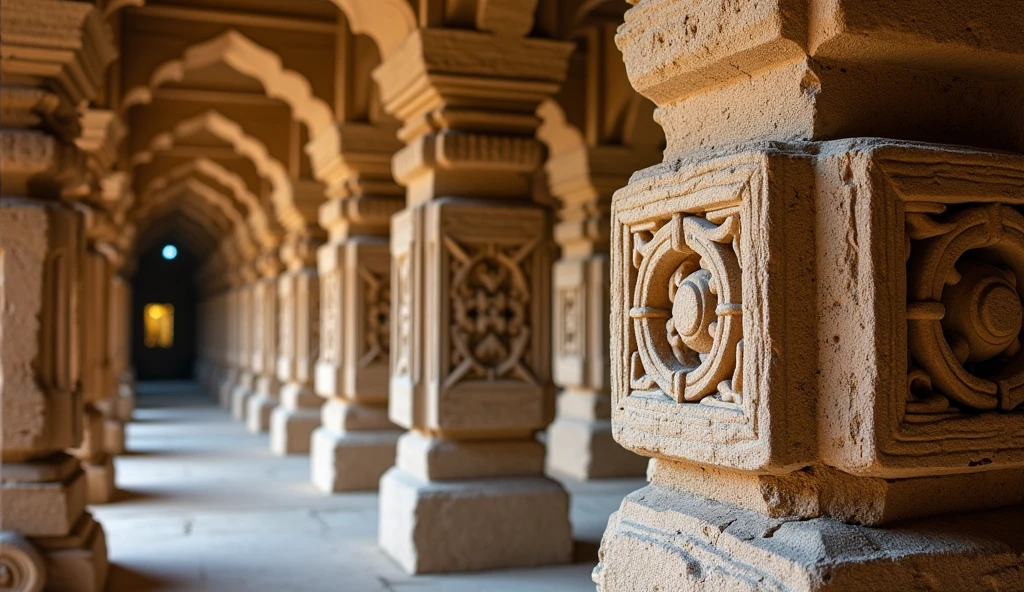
359;266;390;368
393;252;412;378
628;211;744;405
905;203;1024;420
556;285;582;358
319;270;341;367
444;237;539;389
611;151;817;472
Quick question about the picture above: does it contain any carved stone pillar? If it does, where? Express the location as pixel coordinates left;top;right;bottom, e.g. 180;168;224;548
0;1;113;589
310;124;405;492
372;27;576;573
229;263;259;420
216;244;242;408
539;114;660;479
270;235;323;455
595;2;1024;590
246;250;284;433
103;273;134;455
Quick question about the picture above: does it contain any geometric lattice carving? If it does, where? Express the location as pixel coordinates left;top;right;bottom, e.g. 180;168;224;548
445;237;539;389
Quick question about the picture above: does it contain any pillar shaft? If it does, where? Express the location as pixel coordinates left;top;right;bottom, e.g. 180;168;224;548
310;123;405;492
270;234;324;455
229;263;259;420
246;251;284;433
596;2;1024;590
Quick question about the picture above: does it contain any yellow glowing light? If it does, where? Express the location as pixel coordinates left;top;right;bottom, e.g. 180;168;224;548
144;303;174;348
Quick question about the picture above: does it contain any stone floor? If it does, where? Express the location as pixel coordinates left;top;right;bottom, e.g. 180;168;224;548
92;382;645;591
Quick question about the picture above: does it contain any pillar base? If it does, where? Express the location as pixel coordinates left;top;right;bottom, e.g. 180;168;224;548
310;427;400;492
229;382;255;421
246;394;278;434
103;419;126;456
81;457;115;505
594;484;1024;592
378;467;573;574
33;513;108;592
546;418;647;480
268;383;321;455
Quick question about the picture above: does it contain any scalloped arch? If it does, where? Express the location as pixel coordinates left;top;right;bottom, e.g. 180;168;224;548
328;0;416;59
142;158;279;250
121;30;341;184
129;110;304;233
132;177;258;260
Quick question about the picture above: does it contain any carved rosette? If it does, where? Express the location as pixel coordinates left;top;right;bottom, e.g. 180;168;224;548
444;237;539;388
629;212;744;405
906;203;1024;417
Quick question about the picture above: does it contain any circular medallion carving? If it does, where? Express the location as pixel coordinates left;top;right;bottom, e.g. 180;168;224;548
630;213;743;404
907;204;1024;411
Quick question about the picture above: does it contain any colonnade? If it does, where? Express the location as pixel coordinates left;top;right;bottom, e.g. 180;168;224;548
2;0;1023;590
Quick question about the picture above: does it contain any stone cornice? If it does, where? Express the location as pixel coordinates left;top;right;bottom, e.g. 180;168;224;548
0;0;118;109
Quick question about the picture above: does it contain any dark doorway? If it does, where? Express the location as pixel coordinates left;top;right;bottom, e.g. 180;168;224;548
131;240;199;380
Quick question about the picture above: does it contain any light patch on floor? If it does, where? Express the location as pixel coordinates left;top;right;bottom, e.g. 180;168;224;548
91;383;645;591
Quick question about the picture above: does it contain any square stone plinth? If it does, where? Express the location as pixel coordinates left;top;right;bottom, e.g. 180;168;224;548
0;454;87;537
547;417;647;480
594;484;1024;592
310;427;400;492
245;393;278;434
378;467;573;574
82;457;116;504
269;407;320;455
230;383;255;421
34;513;108;592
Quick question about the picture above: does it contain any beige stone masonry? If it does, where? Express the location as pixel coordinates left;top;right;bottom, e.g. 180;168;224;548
0;1;115;588
246;250;285;434
373;15;577;573
310;119;406;492
596;1;1024;590
270;233;325;455
538;7;663;479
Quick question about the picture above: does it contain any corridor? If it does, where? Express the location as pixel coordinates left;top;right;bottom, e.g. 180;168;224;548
93;383;643;592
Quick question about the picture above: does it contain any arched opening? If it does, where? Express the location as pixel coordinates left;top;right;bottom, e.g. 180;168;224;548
131;238;201;380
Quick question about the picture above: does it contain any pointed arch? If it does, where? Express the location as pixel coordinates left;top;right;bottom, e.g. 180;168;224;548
129;110;306;233
121;30;335;142
141;158;280;250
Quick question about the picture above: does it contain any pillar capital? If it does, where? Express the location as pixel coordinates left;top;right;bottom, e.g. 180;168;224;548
0;0;116;111
617;0;1024;160
372;29;574;204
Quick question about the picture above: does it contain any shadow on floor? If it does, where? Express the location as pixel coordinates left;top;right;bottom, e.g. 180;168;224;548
110;488;176;505
107;564;183;591
572;540;600;564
